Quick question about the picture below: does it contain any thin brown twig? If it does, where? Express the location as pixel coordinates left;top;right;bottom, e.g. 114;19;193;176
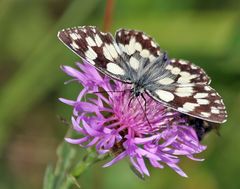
102;0;115;32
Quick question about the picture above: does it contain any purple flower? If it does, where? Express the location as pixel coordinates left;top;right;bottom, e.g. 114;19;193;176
60;61;207;178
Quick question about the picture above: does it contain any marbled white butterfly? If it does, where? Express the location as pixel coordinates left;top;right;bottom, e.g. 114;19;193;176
57;26;227;123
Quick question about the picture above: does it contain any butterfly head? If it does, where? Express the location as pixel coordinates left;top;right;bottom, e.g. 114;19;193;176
131;83;145;97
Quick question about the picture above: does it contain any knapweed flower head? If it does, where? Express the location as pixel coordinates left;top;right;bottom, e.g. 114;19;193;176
60;61;207;178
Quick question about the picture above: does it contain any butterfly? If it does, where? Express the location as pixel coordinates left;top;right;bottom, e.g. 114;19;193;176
57;26;227;123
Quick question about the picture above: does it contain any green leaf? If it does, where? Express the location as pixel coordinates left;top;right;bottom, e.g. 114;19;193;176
43;165;55;189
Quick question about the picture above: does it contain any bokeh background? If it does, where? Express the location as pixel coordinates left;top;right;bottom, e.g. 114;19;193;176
0;0;240;188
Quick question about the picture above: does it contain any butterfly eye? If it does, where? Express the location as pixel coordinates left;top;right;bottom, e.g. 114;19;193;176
163;52;168;62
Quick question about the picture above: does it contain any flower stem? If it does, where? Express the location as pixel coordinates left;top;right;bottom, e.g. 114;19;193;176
71;148;106;178
103;0;115;32
43;137;107;189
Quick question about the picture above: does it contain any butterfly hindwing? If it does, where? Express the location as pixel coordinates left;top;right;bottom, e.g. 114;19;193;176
169;59;211;85
147;59;226;123
148;83;227;123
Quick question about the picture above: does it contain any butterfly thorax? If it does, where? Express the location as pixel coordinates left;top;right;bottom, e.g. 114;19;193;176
127;55;170;97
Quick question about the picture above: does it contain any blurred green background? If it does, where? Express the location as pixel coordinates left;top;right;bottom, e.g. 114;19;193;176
0;0;240;188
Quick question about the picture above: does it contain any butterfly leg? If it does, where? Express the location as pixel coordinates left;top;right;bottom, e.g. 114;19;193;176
141;93;147;115
128;94;135;108
137;95;152;129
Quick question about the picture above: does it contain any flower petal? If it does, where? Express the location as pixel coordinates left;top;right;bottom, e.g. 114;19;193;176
167;163;188;178
134;134;161;144
75;102;99;113
130;157;143;176
71;116;84;133
61;65;84;81
65;137;89;144
103;151;128;167
82;119;102;136
59;98;75;106
136;156;150;176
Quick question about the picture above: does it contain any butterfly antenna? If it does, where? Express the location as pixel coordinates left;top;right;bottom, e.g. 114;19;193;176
137;95;152;128
92;87;132;95
92;90;127;94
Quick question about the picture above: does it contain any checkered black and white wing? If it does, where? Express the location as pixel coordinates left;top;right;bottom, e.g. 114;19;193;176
169;59;211;84
115;29;166;66
57;26;131;83
147;60;227;123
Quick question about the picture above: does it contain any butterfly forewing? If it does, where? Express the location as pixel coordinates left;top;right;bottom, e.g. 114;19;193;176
115;29;163;64
114;29;169;83
58;26;132;83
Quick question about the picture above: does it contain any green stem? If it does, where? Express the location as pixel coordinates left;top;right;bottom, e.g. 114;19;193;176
103;0;115;32
43;140;107;189
71;148;106;178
